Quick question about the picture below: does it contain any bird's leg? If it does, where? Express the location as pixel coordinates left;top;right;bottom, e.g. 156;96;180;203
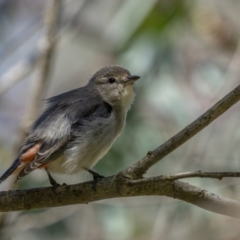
45;168;60;188
83;167;105;190
82;167;105;180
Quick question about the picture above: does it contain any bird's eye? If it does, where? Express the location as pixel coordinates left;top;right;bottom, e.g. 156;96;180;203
108;78;116;84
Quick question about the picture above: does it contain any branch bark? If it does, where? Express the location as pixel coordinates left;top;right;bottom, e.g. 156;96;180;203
0;176;240;219
119;83;240;179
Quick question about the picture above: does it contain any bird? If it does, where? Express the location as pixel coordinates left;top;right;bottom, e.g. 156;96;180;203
0;66;140;187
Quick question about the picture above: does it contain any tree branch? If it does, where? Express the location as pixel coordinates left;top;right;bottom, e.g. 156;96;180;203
0;176;240;218
119;83;240;179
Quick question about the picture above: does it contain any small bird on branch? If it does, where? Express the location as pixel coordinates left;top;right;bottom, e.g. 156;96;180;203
0;66;140;187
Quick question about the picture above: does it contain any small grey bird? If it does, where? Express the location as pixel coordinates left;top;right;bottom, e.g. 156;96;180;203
0;66;140;186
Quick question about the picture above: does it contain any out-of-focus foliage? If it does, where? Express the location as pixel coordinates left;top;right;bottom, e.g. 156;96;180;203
0;0;240;239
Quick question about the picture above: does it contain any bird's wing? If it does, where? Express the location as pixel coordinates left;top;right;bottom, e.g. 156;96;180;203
16;88;112;180
17;138;67;181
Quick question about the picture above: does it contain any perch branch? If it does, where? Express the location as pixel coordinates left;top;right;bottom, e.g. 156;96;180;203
0;176;240;218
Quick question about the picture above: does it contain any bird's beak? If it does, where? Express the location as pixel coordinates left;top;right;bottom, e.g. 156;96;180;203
126;75;140;84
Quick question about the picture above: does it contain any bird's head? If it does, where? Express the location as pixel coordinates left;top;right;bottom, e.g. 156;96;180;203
89;66;140;110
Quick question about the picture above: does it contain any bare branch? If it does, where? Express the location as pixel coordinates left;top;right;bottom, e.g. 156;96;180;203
119;84;240;179
0;176;240;218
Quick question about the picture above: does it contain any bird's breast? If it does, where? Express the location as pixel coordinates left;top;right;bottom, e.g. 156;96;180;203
48;110;126;174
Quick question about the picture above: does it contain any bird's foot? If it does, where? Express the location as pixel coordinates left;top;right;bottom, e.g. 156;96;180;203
82;167;105;190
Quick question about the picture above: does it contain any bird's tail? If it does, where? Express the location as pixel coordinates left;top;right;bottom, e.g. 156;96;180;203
0;159;20;183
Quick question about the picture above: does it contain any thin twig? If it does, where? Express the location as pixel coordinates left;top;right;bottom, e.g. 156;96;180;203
119;83;240;179
156;171;240;181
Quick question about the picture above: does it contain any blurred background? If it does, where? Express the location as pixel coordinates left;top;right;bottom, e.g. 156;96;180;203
0;0;240;239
